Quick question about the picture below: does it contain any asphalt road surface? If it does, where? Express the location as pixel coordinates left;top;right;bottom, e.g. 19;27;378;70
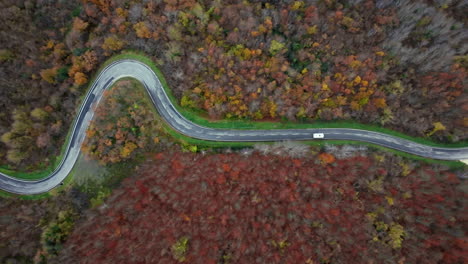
1;60;467;194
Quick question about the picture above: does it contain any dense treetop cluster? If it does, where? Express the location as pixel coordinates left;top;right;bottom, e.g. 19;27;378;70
54;148;467;263
0;0;466;169
82;79;160;164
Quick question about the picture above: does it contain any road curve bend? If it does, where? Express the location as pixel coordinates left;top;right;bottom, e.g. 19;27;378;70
1;59;467;194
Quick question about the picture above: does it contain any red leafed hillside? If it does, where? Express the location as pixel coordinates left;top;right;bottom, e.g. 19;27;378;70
56;150;467;264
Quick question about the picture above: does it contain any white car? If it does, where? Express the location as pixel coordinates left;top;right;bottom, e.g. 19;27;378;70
313;133;324;139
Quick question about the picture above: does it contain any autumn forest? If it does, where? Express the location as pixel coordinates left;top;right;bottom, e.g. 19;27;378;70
0;0;467;263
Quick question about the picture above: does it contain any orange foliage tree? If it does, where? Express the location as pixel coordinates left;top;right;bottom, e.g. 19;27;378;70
73;72;88;85
72;17;89;31
318;152;336;164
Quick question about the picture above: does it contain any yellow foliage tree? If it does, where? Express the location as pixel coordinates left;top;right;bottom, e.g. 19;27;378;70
121;142;138;158
116;7;128;18
40;67;58;84
30;108;49;121
133;22;152;38
427;122;446;136
291;1;305;10
102;35;125;51
269;101;277;118
388;223;405;249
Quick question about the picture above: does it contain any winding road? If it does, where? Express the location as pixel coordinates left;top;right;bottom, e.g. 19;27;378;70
1;59;467;194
